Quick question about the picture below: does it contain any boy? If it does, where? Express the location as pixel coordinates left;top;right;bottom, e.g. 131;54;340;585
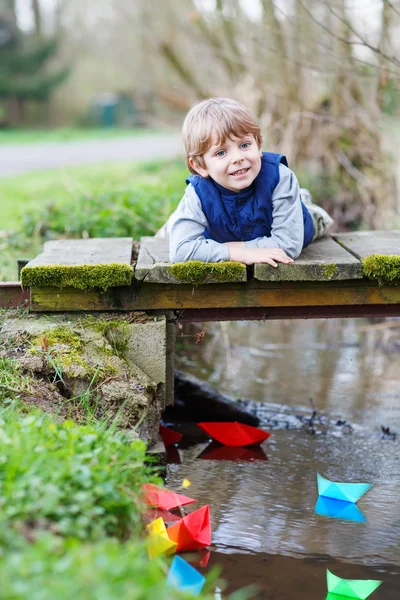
165;97;332;267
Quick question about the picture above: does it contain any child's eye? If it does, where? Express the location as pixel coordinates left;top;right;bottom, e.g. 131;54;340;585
215;150;226;157
240;142;251;149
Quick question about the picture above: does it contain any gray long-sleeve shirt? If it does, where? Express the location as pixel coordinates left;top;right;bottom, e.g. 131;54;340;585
168;164;304;263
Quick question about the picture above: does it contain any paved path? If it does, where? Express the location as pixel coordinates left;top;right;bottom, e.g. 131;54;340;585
0;133;183;177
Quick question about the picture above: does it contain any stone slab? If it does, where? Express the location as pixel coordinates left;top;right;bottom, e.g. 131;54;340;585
135;236;247;284
334;231;400;258
254;237;363;282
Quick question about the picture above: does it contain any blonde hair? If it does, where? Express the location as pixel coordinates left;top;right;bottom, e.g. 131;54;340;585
182;97;262;174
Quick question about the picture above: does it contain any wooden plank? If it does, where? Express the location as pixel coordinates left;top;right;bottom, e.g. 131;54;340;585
135;236;247;284
334;231;400;258
334;231;400;284
30;280;400;312
254;237;362;282
21;238;133;290
25;238;133;267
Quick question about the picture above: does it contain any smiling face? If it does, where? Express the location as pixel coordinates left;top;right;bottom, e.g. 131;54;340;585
189;134;262;192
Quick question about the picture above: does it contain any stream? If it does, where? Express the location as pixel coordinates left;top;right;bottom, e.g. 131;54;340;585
166;318;400;599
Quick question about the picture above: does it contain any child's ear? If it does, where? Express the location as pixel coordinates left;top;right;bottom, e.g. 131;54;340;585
189;157;209;178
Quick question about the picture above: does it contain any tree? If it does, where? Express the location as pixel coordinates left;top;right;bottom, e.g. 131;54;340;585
135;0;399;229
0;8;68;126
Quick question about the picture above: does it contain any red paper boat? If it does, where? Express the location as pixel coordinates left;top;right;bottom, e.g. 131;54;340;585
198;442;268;462
160;424;183;447
199;550;211;568
142;484;197;511
144;509;182;524
165;446;181;465
197;421;270;447
167;505;211;552
181;549;211;568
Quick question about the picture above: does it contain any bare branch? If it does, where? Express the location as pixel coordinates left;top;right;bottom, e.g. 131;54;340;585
326;1;400;68
384;0;400;19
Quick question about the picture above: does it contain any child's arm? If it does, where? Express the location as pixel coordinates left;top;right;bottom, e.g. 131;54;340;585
169;185;229;263
244;164;304;259
224;242;293;266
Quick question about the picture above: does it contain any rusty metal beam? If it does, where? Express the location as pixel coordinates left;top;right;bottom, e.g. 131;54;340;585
0;283;30;309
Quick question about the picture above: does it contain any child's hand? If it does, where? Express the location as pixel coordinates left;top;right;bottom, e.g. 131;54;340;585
227;246;294;267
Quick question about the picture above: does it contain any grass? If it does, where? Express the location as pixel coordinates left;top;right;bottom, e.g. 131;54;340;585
0;357;225;599
0;158;188;281
0;127;172;145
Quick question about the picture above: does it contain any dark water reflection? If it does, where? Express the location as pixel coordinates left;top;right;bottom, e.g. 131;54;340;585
168;319;400;598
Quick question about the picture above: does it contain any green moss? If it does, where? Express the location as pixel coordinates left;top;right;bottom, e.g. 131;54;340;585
169;260;246;284
20;263;133;291
30;326;117;380
322;263;338;280
82;317;131;359
362;254;400;285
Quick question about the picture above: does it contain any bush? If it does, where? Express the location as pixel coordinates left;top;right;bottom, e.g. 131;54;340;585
20;159;186;240
0;410;158;540
0;534;198;600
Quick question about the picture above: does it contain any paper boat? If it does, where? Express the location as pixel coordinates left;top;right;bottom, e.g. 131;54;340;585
197;421;270;447
142;484;197;511
146;517;177;559
167;555;206;596
198;441;268;462
165;446;181;464
315;496;366;523
327;569;382;599
317;473;372;503
179;549;211;568
159;424;183;447
167;505;211;552
144;509;182;524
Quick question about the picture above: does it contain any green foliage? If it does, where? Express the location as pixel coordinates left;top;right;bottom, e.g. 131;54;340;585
0;357;33;403
20;263;133;291
0;410;154;540
362;254;400;284
21;181;183;240
0;158;187;281
0;532;220;600
169;260;246;284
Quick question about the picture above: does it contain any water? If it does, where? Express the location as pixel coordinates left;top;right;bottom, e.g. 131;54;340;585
166;319;400;598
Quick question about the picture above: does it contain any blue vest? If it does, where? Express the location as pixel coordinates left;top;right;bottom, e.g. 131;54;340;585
187;152;314;248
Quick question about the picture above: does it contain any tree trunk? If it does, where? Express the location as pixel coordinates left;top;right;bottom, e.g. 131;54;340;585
31;0;42;37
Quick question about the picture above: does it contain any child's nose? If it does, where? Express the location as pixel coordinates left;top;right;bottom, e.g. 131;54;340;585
231;151;243;163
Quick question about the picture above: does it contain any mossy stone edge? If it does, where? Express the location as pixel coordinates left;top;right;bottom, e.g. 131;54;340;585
168;260;246;284
20;263;133;291
362;254;400;285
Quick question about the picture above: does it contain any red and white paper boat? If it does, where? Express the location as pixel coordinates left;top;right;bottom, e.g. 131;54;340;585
142;484;197;511
160;424;183;447
197;421;270;447
167;505;211;552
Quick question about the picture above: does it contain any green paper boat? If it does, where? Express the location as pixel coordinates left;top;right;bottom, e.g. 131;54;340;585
317;473;372;503
327;569;382;599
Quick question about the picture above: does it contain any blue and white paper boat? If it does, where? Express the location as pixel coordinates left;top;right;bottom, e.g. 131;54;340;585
166;555;206;596
317;473;372;503
315;496;366;523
